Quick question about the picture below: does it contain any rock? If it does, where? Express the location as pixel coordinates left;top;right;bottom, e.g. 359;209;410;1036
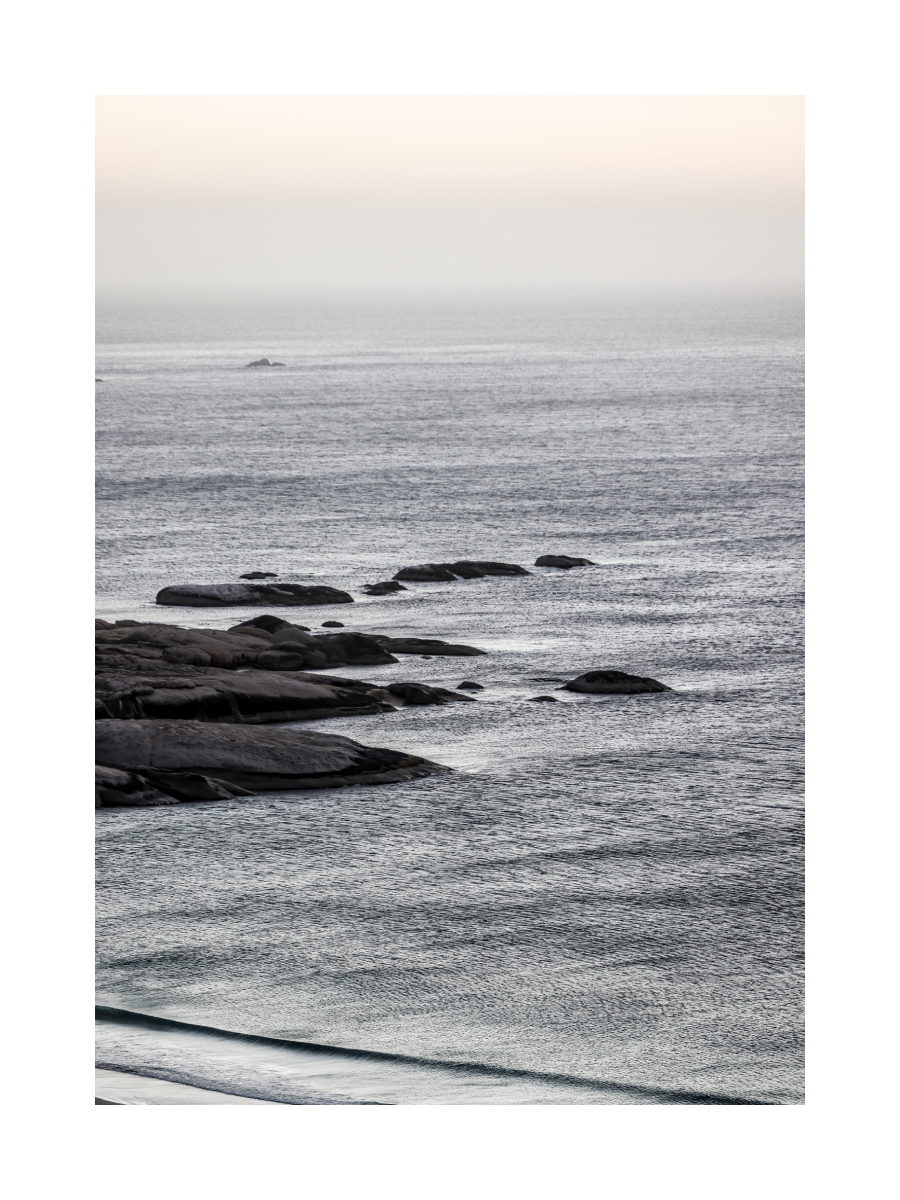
95;378;103;382
321;621;344;627
528;677;565;682
240;571;279;580
246;358;285;368
230;615;296;634
456;681;484;690
392;560;530;582
361;581;408;595
387;682;475;706
367;635;486;657
528;695;559;702
534;555;596;569
95;764;179;808
564;670;671;694
96;720;450;794
156;583;354;607
96;618;113;630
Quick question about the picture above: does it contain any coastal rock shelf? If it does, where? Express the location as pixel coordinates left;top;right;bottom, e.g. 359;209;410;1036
96;720;450;805
392;560;531;582
563;670;671;694
156;583;354;607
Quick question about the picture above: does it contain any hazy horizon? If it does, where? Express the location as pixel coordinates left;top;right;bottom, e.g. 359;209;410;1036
97;96;804;298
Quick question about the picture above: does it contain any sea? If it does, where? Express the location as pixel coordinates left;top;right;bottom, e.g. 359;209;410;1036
95;294;804;1105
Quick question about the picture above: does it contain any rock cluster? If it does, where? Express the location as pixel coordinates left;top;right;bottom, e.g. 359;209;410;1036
392;560;531;582
362;581;408;596
156;583;354;607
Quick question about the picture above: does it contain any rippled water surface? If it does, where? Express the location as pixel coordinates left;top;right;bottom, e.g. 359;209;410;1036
96;296;804;1103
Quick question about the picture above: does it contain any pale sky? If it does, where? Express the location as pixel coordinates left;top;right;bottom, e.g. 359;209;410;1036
96;96;803;295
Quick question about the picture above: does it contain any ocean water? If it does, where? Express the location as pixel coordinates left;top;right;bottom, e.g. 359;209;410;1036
95;295;804;1104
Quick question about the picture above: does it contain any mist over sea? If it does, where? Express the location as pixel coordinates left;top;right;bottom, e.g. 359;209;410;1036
95;295;804;1104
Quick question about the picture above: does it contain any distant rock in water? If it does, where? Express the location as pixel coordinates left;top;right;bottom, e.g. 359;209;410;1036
528;695;559;702
240;571;279;580
392;560;530;582
456;681;484;690
156;583;354;607
535;555;596;569
95;378;103;382
321;620;344;627
387;682;476;706
564;670;671;694
95;720;450;802
245;358;285;368
362;581;408;595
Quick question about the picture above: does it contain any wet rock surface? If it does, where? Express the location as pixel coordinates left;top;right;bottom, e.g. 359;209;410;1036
239;571;279;580
96;720;450;800
367;635;486;657
563;670;671;694
361;580;408;595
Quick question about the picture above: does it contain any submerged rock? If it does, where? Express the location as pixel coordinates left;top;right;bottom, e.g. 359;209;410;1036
528;695;559;702
362;581;408;595
239;571;279;580
156;583;354;607
456;680;484;690
564;670;671;694
245;358;285;368
534;555;596;569
367;635;486;657
387;682;476;706
96;720;450;795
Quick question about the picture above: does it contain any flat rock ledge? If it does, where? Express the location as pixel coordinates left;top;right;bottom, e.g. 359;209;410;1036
96;721;450;806
157;584;353;607
393;560;531;582
534;555;596;569
564;670;671;694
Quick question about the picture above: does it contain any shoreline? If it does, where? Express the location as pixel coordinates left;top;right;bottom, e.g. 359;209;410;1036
95;1067;284;1105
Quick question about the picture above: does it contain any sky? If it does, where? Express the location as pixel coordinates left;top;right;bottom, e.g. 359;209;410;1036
96;96;804;296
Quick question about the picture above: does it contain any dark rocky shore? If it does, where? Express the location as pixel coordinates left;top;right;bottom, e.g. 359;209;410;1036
97;553;669;807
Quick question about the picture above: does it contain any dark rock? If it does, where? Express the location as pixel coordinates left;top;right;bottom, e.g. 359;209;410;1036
240;571;279;580
392;560;530;582
456;681;484;690
96;618;113;630
528;677;565;682
361;581;408;595
95;378;103;382
230;615;295;634
246;358;285;368
534;555;596;569
96;667;396;724
321;621;344;627
96;720;450;793
367;635;486;657
564;670;671;694
156;583;354;607
528;695;559;702
387;682;476;706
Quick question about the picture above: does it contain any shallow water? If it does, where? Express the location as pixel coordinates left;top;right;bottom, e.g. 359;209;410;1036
96;295;804;1104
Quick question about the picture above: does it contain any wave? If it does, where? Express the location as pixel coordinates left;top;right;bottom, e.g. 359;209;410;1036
96;1005;770;1105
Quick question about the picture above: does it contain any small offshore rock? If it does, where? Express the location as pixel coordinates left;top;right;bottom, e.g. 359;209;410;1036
534;555;596;569
564;669;671;694
156;583;354;607
456;681;484;691
528;695;559;702
240;571;279;580
321;621;344;627
245;358;284;368
362;581;408;595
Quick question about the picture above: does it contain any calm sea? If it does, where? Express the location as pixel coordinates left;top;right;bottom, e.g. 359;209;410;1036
95;295;804;1104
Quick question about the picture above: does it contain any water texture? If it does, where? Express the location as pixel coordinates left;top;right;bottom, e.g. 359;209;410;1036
96;296;804;1104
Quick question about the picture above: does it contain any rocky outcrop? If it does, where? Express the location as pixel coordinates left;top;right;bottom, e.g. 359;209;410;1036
156;583;354;607
528;695;559;702
392;560;530;582
534;555;596;569
456;681;484;691
564;670;671;694
361;581;408;595
96;720;450;798
245;358;285;367
321;620;344;627
95;764;253;808
367;635;486;657
239;571;279;580
96;621;398;672
96;667;397;723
